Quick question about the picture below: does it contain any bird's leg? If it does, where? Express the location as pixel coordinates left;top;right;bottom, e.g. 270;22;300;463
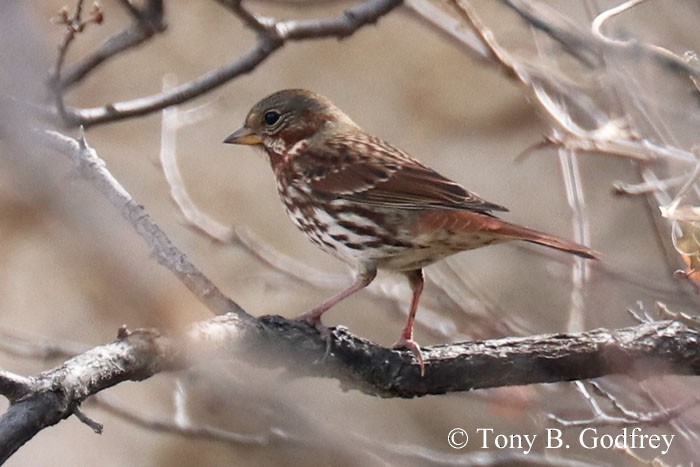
296;264;377;344
392;269;425;376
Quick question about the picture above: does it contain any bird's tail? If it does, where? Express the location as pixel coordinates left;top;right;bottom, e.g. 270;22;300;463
415;210;600;259
497;219;599;259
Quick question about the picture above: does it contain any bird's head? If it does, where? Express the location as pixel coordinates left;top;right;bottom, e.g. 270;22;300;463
223;89;358;157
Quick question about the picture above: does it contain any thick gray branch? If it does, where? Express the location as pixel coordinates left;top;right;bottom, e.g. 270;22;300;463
1;316;698;463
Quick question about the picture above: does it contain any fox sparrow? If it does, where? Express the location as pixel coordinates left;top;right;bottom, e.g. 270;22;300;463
224;89;597;374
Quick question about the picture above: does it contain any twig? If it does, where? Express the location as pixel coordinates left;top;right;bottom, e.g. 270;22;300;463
403;0;492;63
591;0;700;81
557;147;591;333
48;1;104;120
503;0;700;79
216;0;270;33
59;0;166;90
613;173;690;195
551;381;700;428
55;0;402;127
73;406;104;434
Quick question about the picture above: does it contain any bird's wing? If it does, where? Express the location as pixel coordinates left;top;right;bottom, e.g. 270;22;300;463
304;136;508;213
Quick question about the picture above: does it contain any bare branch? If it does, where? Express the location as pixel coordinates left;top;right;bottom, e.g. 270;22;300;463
216;0;271;33
37;129;248;318
503;0;700;79
551;381;700;428
591;0;700;80
73;407;103;434
56;0;402;127
443;0;697;169
58;0;166;90
48;0;105;119
403;0;492;63
1;315;700;463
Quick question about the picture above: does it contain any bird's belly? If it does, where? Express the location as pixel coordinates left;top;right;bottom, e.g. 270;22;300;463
377;233;503;271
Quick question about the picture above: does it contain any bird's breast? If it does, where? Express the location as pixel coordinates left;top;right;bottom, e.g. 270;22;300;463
275;181;419;266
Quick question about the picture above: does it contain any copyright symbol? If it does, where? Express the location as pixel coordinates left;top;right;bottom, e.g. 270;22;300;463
448;428;469;449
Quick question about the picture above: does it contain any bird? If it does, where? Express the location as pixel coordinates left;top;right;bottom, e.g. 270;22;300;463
224;89;598;375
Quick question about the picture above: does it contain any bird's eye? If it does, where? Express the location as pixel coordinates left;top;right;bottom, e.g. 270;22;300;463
264;111;281;126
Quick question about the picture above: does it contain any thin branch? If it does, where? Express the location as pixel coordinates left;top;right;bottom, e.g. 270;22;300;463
551;382;700;428
591;0;700;80
58;0;166;90
55;0;402;127
614;173;690;195
73;406;104;434
216;0;271;33
38;129;248;318
403;0;492;63
503;0;700;79
443;0;700;179
557;148;591;333
48;0;104;119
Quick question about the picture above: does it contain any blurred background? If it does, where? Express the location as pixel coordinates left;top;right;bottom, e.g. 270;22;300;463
1;0;699;465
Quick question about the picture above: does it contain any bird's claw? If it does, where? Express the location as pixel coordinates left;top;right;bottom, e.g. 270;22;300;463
392;337;425;376
295;312;332;361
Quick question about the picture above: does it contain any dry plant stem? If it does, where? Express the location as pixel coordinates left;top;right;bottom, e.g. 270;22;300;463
551;381;700;428
503;0;700;79
613;173;690;195
403;0;492;63
442;0;695;165
558;148;590;333
591;0;700;82
39;129;247;319
57;0;402;127
638;382;699;442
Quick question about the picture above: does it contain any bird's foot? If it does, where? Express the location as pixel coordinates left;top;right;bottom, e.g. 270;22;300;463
392;337;425;376
295;311;332;360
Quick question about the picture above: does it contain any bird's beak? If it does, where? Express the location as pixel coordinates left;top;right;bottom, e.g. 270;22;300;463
223;126;263;145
